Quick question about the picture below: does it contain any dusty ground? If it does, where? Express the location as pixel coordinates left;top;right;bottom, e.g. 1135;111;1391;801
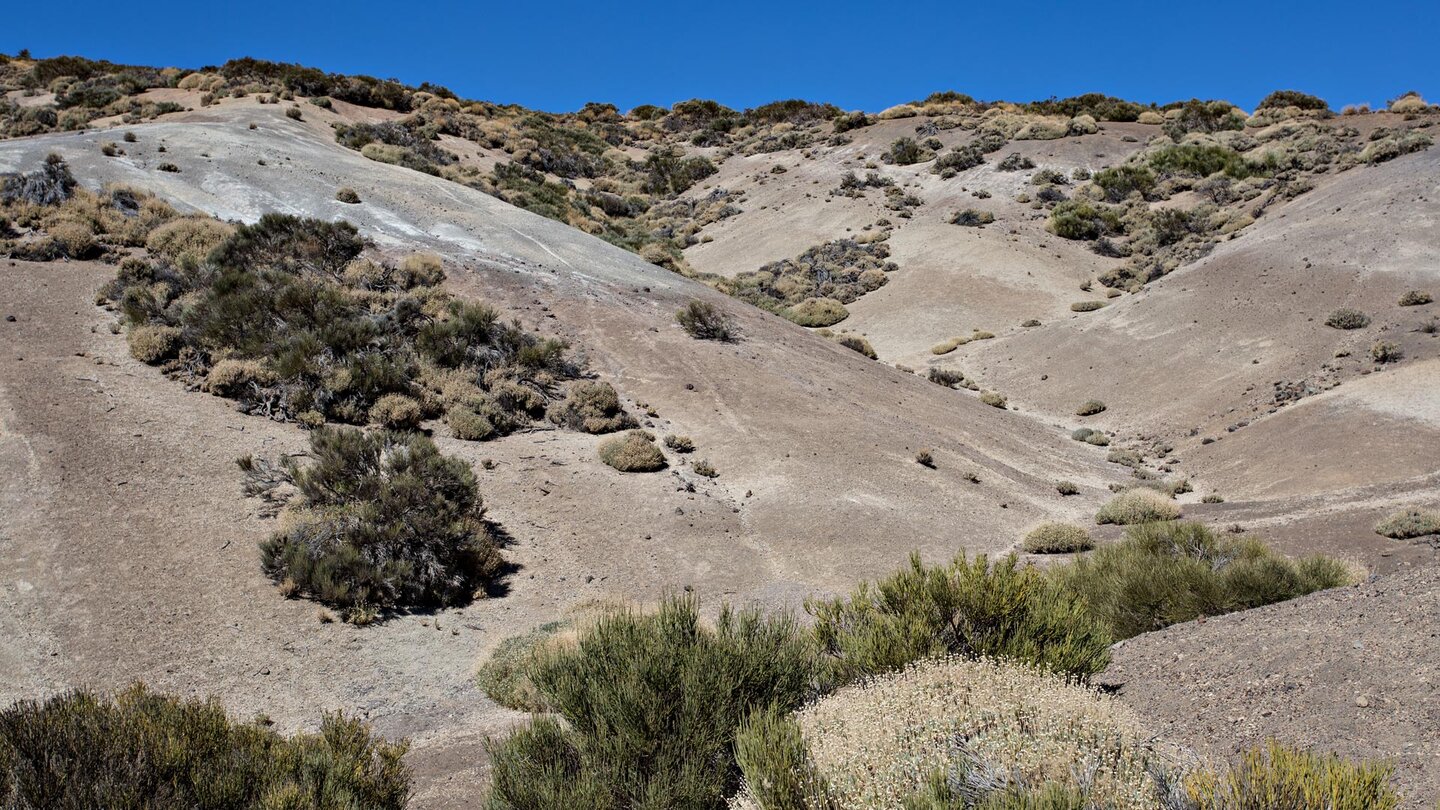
1106;563;1440;807
2;96;1438;805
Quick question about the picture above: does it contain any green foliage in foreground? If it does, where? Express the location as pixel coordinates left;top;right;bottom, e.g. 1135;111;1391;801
807;552;1112;681
485;596;820;809
1052;522;1353;639
0;684;408;809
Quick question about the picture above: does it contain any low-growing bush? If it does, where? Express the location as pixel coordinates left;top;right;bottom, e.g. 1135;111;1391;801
0;684;409;808
547;381;636;433
597;430;666;472
834;334;876;358
734;656;1171;810
484;596;819;808
1371;340;1403;363
144;217;236;266
126;323;181;363
676;299;738;340
1056;480;1080;496
244;426;504;619
978;390;1007;408
785;297;849;327
1075;399;1107;416
335;187;361;204
883;137;932;166
477;620;572;712
1051;200;1122;240
1325;307;1370;329
1095;489;1181;525
1;153;75;206
368;393;423;430
1023;523;1094;554
1092;164;1155;202
1374;508;1440;539
807;552;1111;681
950;208;995;226
914;449;935;468
996;152;1035;171
693;459;718;478
1052;521;1352;639
1071;427;1111;446
663;434;695;452
1188;741;1397;810
1398;290;1433;306
1071;300;1107;312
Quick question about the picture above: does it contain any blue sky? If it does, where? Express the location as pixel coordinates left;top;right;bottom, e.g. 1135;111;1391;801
4;0;1437;113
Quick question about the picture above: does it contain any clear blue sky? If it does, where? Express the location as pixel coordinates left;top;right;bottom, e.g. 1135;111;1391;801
5;0;1437;113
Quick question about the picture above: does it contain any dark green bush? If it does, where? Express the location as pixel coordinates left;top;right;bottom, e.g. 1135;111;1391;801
1148;144;1258;179
484;596;820;809
884;137;932;166
1256;90;1330;111
1051;522;1352;639
1025;93;1149;122
807;552;1111;681
1091;164;1155;201
248;426;504;619
1050;200;1123;240
642;145;717;196
1161;99;1246;139
0;684;408;809
1325;308;1370;329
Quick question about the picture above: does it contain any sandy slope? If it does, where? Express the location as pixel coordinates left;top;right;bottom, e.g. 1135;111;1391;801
0;105;1124;805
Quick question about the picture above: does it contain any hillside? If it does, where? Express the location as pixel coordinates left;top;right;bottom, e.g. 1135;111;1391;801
2;53;1439;807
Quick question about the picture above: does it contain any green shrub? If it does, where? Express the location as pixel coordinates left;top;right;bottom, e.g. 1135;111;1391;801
1052;522;1353;639
1070;300;1106;312
785;297;849;327
1148;144;1257;180
484;596;819;809
979;390;1007;408
1257;90;1330;111
1091;164;1155;202
247;426;504;619
335;187;361;204
597;430;666;472
1374;508;1440;539
1398;290;1433;306
884;137;932;166
447;407;494;441
285;106;303;120
1325;308;1370;329
477;621;571;712
144;217;236;266
1075;399;1106;416
1371;341;1403;363
1050;200;1122;240
732;705;832;810
642;145;717;195
725;238;893;313
1070;427;1110;446
0;684;409;809
1188;741;1397;810
676;299;738;341
807;552;1111;681
996;153;1035;171
832;110;870;133
1095;489;1180;525
693;459;719;478
1023;523;1094;554
1056;480;1079;496
547;381;636;433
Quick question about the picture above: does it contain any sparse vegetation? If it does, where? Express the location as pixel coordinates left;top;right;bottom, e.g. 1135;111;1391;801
1071;427;1111;446
597;429;666;472
0;684;410;809
785;297;849;327
949;208;994;226
664;434;695;453
1056;480;1080;496
1399;290;1433;306
979;390;1007;408
335;186;361;204
1075;399;1107;416
914;449;935;468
